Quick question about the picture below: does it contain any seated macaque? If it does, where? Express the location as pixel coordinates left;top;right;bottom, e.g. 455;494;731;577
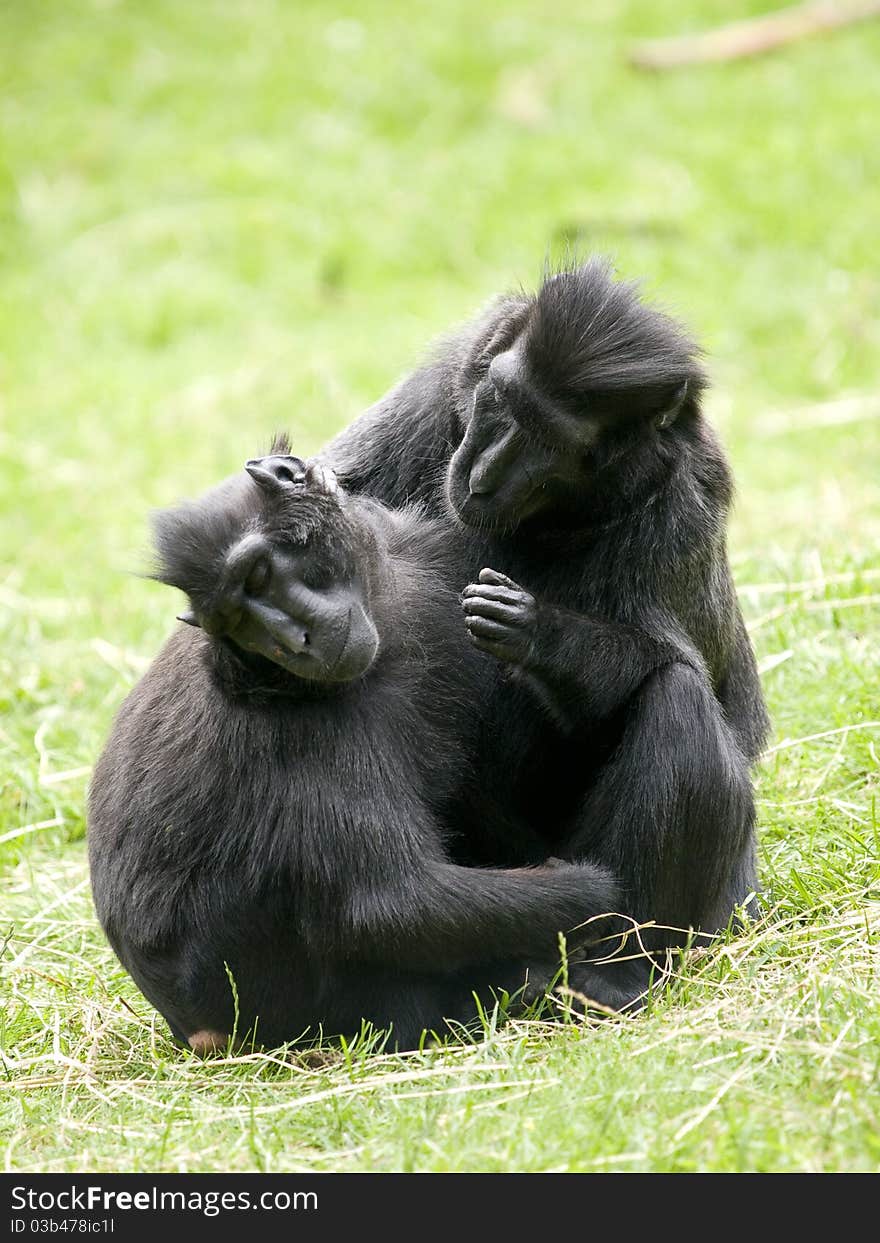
88;443;620;1051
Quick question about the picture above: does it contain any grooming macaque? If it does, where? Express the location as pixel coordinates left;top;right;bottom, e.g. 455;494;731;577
325;260;769;1007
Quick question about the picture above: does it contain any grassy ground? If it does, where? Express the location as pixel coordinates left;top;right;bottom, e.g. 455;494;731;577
1;0;879;1173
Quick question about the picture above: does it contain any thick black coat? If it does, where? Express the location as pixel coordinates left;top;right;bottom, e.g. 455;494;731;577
323;262;770;1008
88;480;618;1049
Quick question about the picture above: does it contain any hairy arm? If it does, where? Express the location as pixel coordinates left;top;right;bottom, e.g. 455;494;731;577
321;359;460;509
341;856;620;974
320;296;527;510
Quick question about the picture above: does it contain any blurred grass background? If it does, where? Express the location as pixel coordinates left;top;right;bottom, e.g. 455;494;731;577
1;0;879;1172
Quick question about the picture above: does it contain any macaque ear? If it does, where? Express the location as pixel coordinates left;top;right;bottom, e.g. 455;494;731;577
245;454;308;494
245;453;340;502
177;607;230;637
655;381;688;429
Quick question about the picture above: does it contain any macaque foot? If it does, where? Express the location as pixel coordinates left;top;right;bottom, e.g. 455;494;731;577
187;1029;230;1057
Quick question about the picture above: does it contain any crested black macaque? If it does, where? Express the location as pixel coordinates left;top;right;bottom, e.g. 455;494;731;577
87;448;620;1052
324;259;770;1010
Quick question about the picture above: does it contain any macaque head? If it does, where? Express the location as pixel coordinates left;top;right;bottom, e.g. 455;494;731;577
446;260;705;532
153;443;380;685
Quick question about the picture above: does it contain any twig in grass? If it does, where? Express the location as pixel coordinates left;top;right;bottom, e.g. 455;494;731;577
803;593;880;612
0;817;64;845
740;568;880;598
96;1062;546;1120
757;392;880;437
763;721;880;758
578;1151;649;1168
750;594;879;630
630;2;880;71
41;767;91;787
383;1077;559;1103
757;649;794;676
759;775;868;806
828;800;873;826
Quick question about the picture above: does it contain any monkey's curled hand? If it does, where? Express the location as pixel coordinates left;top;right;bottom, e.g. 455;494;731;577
461;568;538;665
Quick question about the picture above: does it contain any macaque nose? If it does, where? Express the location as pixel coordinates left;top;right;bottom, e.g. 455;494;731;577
280;620;311;653
467;426;520;497
468;459;498;497
271;627;309;662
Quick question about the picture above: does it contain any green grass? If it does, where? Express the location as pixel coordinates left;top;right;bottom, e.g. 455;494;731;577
1;0;879;1173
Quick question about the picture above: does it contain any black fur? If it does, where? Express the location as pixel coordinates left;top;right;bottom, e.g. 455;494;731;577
324;259;770;1009
527;261;706;398
88;460;620;1051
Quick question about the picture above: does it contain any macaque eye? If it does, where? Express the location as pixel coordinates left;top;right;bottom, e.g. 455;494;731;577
244;557;271;596
302;562;337;591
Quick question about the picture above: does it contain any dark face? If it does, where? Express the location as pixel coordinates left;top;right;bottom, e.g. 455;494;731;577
446;348;596;532
172;456;381;684
211;530;379;683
